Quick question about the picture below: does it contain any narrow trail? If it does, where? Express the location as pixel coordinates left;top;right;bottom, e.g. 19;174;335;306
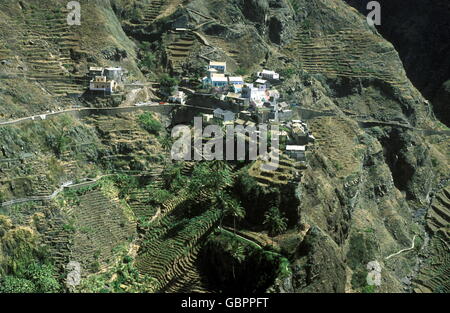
385;235;417;260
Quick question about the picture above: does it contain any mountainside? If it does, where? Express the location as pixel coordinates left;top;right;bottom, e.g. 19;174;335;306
0;0;448;293
345;0;450;127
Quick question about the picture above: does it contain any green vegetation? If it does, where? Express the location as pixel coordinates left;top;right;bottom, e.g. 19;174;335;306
0;276;36;293
79;254;156;293
279;67;296;79
109;175;139;198
138;42;156;73
235;67;248;76
201;229;289;292
0;262;61;293
362;285;376;293
138;112;162;135
145;186;171;205
346;233;379;270
263;207;288;236
351;268;368;289
159;74;179;96
111;0;144;22
215;190;245;229
157;134;173;153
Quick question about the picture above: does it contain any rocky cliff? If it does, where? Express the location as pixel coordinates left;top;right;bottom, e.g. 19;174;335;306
345;0;450;126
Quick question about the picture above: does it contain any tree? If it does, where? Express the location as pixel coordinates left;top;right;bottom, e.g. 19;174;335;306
188;163;232;196
138;42;156;73
263;207;287;236
228;240;246;280
159;74;179;96
139;53;156;71
146;186;171;205
158;134;173;154
215;191;245;230
235;67;248;76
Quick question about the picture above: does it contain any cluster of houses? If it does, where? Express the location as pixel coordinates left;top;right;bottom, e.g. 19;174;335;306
197;61;315;162
202;61;281;108
88;66;125;95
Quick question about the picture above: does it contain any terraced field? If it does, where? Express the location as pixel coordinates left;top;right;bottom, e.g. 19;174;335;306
86;114;165;172
248;150;306;187
0;154;66;200
285;28;413;99
167;30;197;74
135;208;220;292
141;0;169;25
70;189;136;276
128;189;159;219
412;185;450;293
41;209;73;269
427;186;450;233
413;229;450;293
18;6;87;98
205;36;242;67
308;116;363;177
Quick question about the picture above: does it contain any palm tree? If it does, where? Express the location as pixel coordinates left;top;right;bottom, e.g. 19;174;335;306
215;191;245;231
228;241;245;280
227;199;245;232
158;134;173;157
263;206;288;237
208;160;232;173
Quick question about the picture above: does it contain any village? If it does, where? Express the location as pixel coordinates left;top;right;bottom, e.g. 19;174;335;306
85;60;314;164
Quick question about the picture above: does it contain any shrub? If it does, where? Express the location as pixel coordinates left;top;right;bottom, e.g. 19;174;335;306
362;285;376;293
235;67;248;76
138;48;156;72
159;74;179;96
0;276;36;293
263;207;288;236
24;263;60;293
279;67;296;79
138;113;162;135
351;268;368;289
346;233;378;270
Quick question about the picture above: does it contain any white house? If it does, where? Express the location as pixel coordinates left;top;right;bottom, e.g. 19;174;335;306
203;73;244;89
208;61;227;73
232;84;244;93
241;84;270;107
168;91;186;104
202;73;229;88
228;76;244;85
213;108;235;122
285;145;306;161
89;76;118;94
257;69;280;81
89;67;104;78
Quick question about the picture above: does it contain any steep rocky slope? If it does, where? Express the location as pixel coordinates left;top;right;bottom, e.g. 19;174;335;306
345;0;450;126
0;0;448;293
